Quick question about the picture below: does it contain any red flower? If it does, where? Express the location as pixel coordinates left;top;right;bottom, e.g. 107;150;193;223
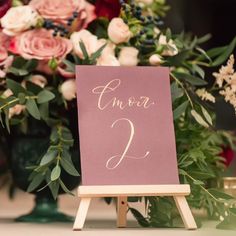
0;0;11;18
220;146;234;167
95;0;121;20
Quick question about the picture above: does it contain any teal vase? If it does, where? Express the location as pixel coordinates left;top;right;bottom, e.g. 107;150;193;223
9;120;81;223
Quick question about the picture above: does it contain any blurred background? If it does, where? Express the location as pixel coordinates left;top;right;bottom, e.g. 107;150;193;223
166;0;236;130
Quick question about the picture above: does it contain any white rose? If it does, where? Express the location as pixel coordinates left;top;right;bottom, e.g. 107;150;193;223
1;6;40;36
70;29;98;59
108;18;132;44
60;79;77;101
118;47;139;66
97;54;120;66
159;35;178;56
149;54;162;66
97;39;116;56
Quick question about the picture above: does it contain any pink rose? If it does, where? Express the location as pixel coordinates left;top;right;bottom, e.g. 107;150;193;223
29;0;96;29
9;29;72;60
0;32;13;78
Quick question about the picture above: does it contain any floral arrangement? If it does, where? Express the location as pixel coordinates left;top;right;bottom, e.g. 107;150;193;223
0;0;236;229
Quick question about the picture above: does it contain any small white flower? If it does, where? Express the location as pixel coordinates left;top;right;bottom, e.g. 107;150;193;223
149;54;163;66
159;35;178;56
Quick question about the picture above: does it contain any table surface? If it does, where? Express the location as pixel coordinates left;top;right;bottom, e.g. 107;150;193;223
0;187;235;236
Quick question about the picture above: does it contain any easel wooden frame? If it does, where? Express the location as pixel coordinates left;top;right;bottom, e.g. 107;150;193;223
73;184;197;231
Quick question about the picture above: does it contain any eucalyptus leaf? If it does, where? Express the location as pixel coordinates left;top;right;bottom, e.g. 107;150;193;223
26;99;41;120
51;165;61;181
59;179;74;196
208;189;234;200
48;180;60;200
172;72;208;86
171;82;184;101
6;79;26;96
40;150;58;166
60;157;80;176
27;174;44;192
173;101;189;120
8;67;28;76
37;90;55;104
211;37;236;66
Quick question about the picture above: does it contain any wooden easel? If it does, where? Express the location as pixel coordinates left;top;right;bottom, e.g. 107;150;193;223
73;184;197;230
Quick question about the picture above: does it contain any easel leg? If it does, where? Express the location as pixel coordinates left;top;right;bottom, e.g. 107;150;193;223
117;196;128;228
174;196;197;230
73;197;91;231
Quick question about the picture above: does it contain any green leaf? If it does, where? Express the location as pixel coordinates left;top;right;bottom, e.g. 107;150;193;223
196;47;212;64
171;82;184;101
26;99;41;120
8;67;28;76
18;93;26;105
129;208;149;227
208;189;235;200
5;110;10;133
48;180;60;200
26;80;43;95
59;179;74;196
24;59;38;72
27;174;44;192
62;59;75;73
193;180;204;185
6;79;26;96
37;90;55;104
188;171;214;180
211;37;236;66
51;165;61;181
192;64;205;79
90;43;107;64
196;34;211;44
60;156;80;176
40;150;58;166
201;106;213;125
173;101;189;120
172;72;208;86
191;110;209;128
79;41;89;59
39;102;49;120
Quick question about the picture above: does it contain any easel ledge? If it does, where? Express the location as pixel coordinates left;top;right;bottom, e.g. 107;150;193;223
73;184;197;231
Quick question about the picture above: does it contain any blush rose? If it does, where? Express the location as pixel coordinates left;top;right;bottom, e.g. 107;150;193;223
9;29;73;60
29;0;96;29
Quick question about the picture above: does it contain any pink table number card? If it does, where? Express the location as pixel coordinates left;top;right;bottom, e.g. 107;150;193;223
76;66;179;186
